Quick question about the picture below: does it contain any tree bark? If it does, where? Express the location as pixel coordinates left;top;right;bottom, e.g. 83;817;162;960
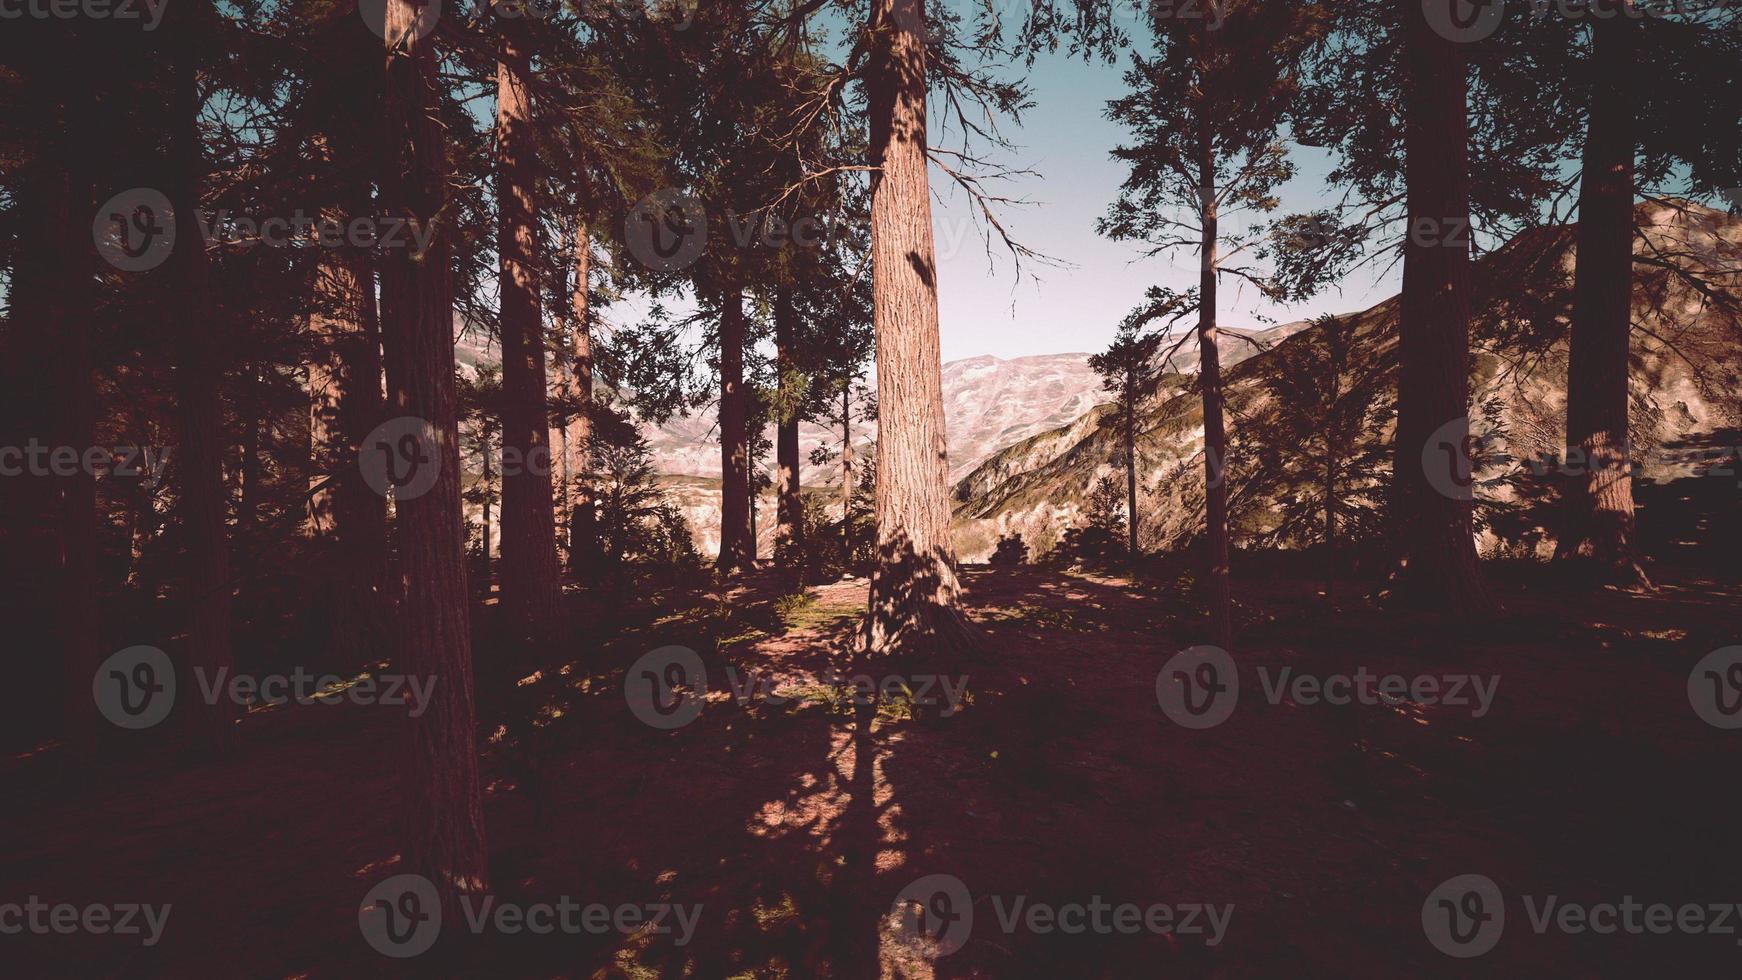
170;0;236;753
379;0;489;910
861;0;977;659
495;24;563;635
481;428;494;567
30;93;101;749
717;286;754;572
775;286;805;567
840;381;855;551
1391;0;1492;614
563;218;598;577
1124;402;1139;559
1196;142;1233;650
1556;9;1646;584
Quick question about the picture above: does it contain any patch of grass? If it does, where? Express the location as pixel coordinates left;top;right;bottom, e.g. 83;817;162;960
774;590;858;630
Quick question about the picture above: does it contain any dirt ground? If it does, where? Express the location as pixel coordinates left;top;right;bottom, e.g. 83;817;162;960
3;563;1739;977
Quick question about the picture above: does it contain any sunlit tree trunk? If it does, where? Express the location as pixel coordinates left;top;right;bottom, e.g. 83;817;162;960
1391;0;1492;614
775;286;804;567
1124;400;1138;559
563;218;598;577
840;382;855;551
1556;10;1646;584
861;0;976;658
495;23;562;633
379;0;489;911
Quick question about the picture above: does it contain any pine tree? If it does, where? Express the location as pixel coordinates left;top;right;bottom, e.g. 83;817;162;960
494;14;562;633
378;0;489;912
1089;322;1167;560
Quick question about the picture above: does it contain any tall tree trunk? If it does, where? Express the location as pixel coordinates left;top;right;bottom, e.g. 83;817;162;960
563;218;598;577
39;96;100;749
379;0;489;910
481;429;494;567
1124;402;1139;559
306;201;387;574
169;0;236;753
1556;9;1646;584
717;286;754;572
775;286;805;567
1196;143;1233;650
306;184;389;671
1392;0;1492;614
495;24;562;634
840;381;855;552
861;0;976;658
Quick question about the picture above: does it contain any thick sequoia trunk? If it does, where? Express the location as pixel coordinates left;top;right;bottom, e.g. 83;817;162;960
717;287;754;572
495;26;562;633
170;0;236;753
1196;146;1233;650
861;0;977;658
1556;10;1646;584
1391;1;1492;614
563;219;599;577
775;287;805;567
380;0;489;909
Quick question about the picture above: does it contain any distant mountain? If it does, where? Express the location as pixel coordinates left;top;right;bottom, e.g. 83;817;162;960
645;351;1107;484
948;201;1742;562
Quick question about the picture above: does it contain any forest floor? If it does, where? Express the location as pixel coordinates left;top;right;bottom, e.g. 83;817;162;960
3;561;1740;978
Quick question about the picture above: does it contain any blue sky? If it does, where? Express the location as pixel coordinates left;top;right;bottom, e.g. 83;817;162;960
926;48;1399;362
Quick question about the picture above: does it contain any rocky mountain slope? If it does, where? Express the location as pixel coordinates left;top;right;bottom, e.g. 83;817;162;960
950;202;1742;562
